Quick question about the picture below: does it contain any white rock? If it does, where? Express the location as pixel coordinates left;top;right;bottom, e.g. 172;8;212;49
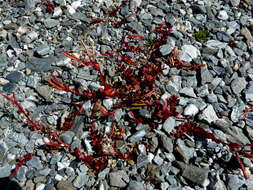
218;10;229;20
55;174;63;181
179;45;200;62
184;104;199;116
200;105;219;123
67;5;76;15
52;7;62;18
36;184;45;190
71;0;82;9
103;98;113;110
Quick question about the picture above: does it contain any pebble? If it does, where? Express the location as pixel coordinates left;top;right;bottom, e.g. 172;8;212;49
128;130;146;143
179;45;200;62
126;180;145;190
231;77;247;95
163;117;176;134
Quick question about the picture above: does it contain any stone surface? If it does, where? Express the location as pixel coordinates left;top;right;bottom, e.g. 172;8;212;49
182;165;209;186
109;170;130;188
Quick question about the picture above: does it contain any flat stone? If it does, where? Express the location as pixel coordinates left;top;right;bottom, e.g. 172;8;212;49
182;165;209;186
6;71;23;83
230;0;240;6
159;39;175;56
60;131;75;144
160;135;173;152
109;170;129;188
2;83;16;93
205;40;227;49
218;10;228;20
175;139;195;163
22;31;38;43
27;56;55;72
241;27;253;43
0;53;8;67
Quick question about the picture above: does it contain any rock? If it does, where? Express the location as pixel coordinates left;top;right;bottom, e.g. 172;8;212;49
241;27;253;43
153;154;164;166
6;71;22;83
36;85;52;100
127;180;145;190
73;173;88;188
182;165;209;186
179;45;200;62
205;40;227;49
128;130;146;143
44;19;60;29
217;10;229;20
231;77;247;95
163;117;176;134
175;139;195;163
200;105;219;123
160;135;173;152
159;39;175;56
0;140;8;154
35;45;50;56
0;165;12;178
201;66;213;85
0;53;8;68
60;131;75;144
109;170;129;188
22;31;38;43
26;157;43;170
22;180;35;190
56;181;76;190
227;175;244;190
230;0;240;6
184;104;199;116
27;56;55;72
16;166;28;181
2;82;16;93
137;154;150;168
179;87;197;98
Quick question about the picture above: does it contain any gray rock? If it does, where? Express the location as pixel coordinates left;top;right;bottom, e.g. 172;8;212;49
0;140;8;154
36;85;52;100
127;180;145;190
163;117;176;134
0;165;12;178
160;135;173;152
231;77;247;95
56;181;76;190
44;19;60;29
128;130;146;143
98;168;110;179
22;31;38;43
6;71;22;83
109;170;129;188
9;132;29;146
16;166;28;182
36;45;50;56
27;56;55;72
180;87;197;98
241;27;253;43
179;45;200;62
217;10;228;20
200;105;219;123
227;175;244;190
60;131;75;144
0;53;8;67
137;154;150;168
73;173;88;188
153;154;163;166
38;168;51;176
205;40;227;50
159;39;175;56
175;139;195;163
200;66;213;85
2;83;16;93
166;76;182;93
182;165;209;186
26;157;43;170
183;104;199;116
230;0;240;6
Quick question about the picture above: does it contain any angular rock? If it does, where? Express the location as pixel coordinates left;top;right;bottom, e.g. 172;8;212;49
182;165;209;186
163;117;176;134
6;71;22;83
179;45;200;62
231;77;247;95
183;104;199;116
200;105;219;123
109;170;129;188
127;180;144;190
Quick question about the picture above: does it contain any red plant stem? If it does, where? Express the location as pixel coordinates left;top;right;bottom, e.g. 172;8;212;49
9;153;33;178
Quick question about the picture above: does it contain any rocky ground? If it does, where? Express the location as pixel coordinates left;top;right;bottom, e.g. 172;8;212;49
0;0;253;190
